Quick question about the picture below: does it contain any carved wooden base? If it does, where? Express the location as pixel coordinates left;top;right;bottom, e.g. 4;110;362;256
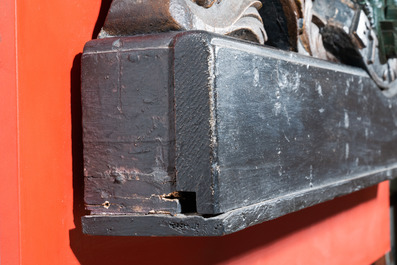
99;0;267;44
81;31;397;236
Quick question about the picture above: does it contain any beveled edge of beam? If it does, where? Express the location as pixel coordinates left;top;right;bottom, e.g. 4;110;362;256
82;164;397;237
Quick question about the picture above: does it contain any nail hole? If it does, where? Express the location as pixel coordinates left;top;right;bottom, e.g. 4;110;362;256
103;201;110;209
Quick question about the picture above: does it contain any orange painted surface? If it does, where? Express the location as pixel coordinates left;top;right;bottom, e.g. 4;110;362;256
3;0;391;264
0;0;20;264
69;183;390;265
17;1;102;264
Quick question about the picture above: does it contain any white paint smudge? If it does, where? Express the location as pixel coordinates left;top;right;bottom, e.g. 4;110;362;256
306;165;314;188
345;79;350;96
253;68;259;87
112;39;121;48
319;108;325;113
274;102;282;116
277;146;283;177
316;84;323;97
344;111;349;129
291;72;301;93
345;143;350;160
283;106;291;126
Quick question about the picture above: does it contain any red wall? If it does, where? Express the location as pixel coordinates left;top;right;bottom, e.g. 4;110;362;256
0;0;391;264
0;0;20;264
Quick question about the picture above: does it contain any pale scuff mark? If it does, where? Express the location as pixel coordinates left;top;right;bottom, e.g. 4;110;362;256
305;165;314;188
253;68;259;87
344;111;349;129
274;102;282;116
283;106;291;126
345;79;350;89
345;79;350;96
345;143;350;160
276;145;283;177
316;83;323;97
291;72;301;93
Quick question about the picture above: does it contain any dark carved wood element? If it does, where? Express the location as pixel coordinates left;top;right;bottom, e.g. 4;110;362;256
82;31;397;236
98;0;267;44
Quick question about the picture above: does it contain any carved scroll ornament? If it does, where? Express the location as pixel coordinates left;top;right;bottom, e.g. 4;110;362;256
98;0;267;44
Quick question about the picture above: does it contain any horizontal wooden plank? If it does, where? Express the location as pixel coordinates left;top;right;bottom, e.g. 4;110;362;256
173;32;397;214
82;163;397;236
82;31;397;235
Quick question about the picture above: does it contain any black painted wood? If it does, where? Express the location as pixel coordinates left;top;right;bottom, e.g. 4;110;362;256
82;164;397;236
82;33;180;215
82;31;397;236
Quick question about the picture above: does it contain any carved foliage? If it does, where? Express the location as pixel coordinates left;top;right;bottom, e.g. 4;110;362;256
99;0;267;44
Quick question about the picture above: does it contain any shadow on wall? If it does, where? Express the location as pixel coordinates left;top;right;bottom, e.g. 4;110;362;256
68;1;379;264
91;0;112;39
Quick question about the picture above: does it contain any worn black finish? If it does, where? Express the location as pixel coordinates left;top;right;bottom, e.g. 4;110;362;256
173;33;219;214
83;164;397;236
82;33;180;215
82;31;397;236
